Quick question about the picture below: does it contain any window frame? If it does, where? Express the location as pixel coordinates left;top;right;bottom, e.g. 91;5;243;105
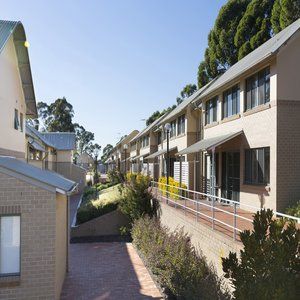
244;147;270;185
14;109;19;130
205;97;218;125
20;113;24;132
245;67;270;112
170;120;176;138
222;85;240;119
177;114;185;135
0;215;21;277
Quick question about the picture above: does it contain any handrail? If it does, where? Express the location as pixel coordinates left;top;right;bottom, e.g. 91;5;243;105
151;181;300;241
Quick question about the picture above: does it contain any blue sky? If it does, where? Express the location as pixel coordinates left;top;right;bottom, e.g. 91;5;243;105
2;0;226;148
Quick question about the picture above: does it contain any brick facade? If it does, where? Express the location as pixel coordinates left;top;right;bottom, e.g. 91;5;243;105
0;172;63;300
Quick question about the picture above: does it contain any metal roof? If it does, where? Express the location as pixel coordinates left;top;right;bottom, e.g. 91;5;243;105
132;152;150;161
29;140;46;152
177;131;243;155
40;132;76;150
130;113;169;143
145;147;177;160
0;20;37;117
195;18;300;101
26;124;56;148
156;80;216;126
0;156;76;192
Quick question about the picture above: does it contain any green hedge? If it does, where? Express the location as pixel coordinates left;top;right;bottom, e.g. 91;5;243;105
132;217;229;300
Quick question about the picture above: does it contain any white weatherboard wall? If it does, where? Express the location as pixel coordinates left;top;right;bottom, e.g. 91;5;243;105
174;162;189;186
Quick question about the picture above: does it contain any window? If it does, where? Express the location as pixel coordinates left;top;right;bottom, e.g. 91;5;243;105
157;131;162;144
245;147;270;185
0;216;20;275
245;67;270;111
223;85;240;118
205;97;217;125
177;114;185;135
14;109;19;130
20;113;24;132
170;121;176;138
142;135;149;148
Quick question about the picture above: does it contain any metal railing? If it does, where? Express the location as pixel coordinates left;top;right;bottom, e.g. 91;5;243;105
151;181;300;241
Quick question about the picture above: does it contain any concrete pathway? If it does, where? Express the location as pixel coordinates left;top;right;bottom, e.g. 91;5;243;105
61;242;162;300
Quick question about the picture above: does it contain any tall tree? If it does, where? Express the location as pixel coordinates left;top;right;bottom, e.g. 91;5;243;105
88;143;102;184
101;144;113;162
197;0;250;88
271;0;300;33
176;84;197;105
74;124;95;154
234;0;275;60
37;97;75;132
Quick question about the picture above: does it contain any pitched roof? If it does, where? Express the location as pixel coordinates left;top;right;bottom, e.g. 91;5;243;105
40;132;76;150
0;20;37;116
0;156;76;193
196;18;300;101
26;125;76;150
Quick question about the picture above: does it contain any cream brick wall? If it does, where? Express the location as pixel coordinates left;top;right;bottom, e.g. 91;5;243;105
0;172;59;299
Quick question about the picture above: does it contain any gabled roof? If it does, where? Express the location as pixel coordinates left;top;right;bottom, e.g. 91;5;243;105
195;18;300;101
130;113;168;143
0;20;37;117
0;156;76;193
40;132;76;150
26;125;76;150
157;79;216;126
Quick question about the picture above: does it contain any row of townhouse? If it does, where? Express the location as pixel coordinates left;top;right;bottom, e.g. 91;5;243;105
107;18;300;213
0;20;84;299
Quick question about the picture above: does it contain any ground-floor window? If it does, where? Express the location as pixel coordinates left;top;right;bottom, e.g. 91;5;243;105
0;215;20;276
244;147;270;185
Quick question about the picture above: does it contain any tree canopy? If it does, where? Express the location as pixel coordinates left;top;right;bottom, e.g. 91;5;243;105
101;144;113;162
197;0;300;88
74;124;95;155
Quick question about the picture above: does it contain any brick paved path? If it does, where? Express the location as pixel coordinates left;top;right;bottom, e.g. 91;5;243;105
61;242;162;300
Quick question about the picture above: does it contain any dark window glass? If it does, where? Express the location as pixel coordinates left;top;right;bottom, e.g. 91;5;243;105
245;67;270;111
223;85;240;119
205;97;217;125
170;121;176;138
20;113;23;132
177;114;185;135
14;109;19;130
157;131;162;144
244;147;270;185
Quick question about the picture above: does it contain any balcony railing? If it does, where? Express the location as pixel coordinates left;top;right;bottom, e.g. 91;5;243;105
151;181;300;241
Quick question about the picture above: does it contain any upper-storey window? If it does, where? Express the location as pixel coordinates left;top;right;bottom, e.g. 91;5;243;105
157;131;162;145
0;216;20;276
223;85;240;119
142;135;149;148
170;120;176;138
205;97;217;125
245;67;270;111
177;114;185;135
20;113;24;132
14;109;19;130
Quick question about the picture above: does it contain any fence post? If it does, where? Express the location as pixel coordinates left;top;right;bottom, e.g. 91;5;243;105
184;198;186;216
212;196;215;230
233;203;237;241
196;200;199;222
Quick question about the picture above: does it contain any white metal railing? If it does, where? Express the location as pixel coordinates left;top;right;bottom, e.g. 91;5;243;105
151;181;300;241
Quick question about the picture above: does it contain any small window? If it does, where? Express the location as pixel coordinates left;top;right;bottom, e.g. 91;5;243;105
244;147;270;185
245;67;270;111
170;121;176;138
20;113;24;132
177;114;185;135
205;97;218;125
14;109;19;130
223;85;240;119
157;131;162;144
0;216;21;275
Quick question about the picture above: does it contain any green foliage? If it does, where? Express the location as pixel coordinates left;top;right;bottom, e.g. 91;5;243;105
107;169;122;184
271;0;300;33
234;0;274;60
132;217;229;300
119;174;159;223
37;98;75;132
158;176;187;200
77;184;121;224
101;144;113;163
285;200;300;217
74;124;95;155
222;209;300;300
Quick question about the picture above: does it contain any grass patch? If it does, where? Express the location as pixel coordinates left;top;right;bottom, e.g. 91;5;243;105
77;184;121;224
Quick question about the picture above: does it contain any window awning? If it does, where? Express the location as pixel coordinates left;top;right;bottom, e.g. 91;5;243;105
145;147;177;160
29;141;45;152
177;131;243;155
131;152;150;161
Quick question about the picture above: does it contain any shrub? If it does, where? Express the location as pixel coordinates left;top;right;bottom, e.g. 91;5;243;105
119;174;159;224
82;186;98;202
285;200;300;218
132;217;228;300
222;209;300;300
158;177;187;200
107;169;123;184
